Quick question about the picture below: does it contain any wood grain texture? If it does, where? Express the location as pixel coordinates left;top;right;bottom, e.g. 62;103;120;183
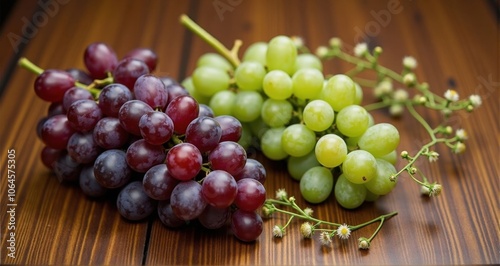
0;0;498;265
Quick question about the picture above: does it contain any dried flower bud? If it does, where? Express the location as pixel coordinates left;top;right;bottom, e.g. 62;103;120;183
300;222;313;238
273;225;284;238
454;142;466;154
358;237;371;250
455;129;468;141
276;189;287;200
319;232;332;246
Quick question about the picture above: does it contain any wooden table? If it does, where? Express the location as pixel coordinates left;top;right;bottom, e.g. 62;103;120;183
1;0;498;265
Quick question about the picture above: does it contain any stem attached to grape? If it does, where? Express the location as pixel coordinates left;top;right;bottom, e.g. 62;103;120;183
18;57;105;98
180;14;241;68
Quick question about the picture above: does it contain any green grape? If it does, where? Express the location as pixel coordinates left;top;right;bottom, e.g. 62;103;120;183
182;77;211;104
342;150;378;184
261;127;288;160
266;35;297;75
364;159;397;195
192;66;230;97
367;112;375;127
287;151;320;181
315;134;347;168
354;83;363;105
364;188;380;202
294;53;323;73
263;70;293;100
292;68;324;100
232;91;263;122
238;123;253;150
300;166;334;204
320;74;356;111
281;124;316;157
209;90;236;116
242;42;268;65
376;150;397;165
196;53;232;72
248;117;269;139
234;61;266;91
345;136;360;150
303;99;334;132
358;123;400;157
336;105;370;137
261;98;293;128
334;174;367;209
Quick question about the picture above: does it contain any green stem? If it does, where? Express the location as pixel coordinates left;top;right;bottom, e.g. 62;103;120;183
180;14;240;67
18;57;44;75
349;211;398;231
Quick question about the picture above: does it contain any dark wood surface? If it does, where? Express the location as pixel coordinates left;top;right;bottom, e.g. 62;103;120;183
0;0;498;265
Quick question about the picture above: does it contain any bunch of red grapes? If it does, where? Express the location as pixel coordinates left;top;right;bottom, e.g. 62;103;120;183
34;42;267;242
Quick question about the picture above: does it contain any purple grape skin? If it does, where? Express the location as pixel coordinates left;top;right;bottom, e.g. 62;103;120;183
231;210;263;242
36;117;48;139
208;141;247;176
93;117;130;149
185;116;222;153
47;102;65;117
79;165;108;197
139;111;174;145
160;76;178;88
118;100;154;136
67;99;103;132
198;104;214;118
234;158;267;184
143;164;179;201
164;84;189;106
170;180;207;221
93;149;132;189
158;201;185;228
234;178;266;212
53;152;82;183
84;42;118;79
201;170;238;209
198;205;230;230
214;115;243;142
62;87;94;112
34;69;76;102
116;181;157;221
126;139;166;173
67;132;102;164
98;83;134;117
165;95;199;134
41;146;63;169
66;68;94;85
123;48;158;72
134;74;169;110
112;58;150;91
41;114;76;150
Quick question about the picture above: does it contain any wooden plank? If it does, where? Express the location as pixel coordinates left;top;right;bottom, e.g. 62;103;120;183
0;0;498;265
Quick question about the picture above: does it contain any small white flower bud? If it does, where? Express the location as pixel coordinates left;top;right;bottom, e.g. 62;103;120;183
393;89;409;102
469;94;482;107
403;73;416;87
315;46;329;58
444;89;459;102
354;43;368;57
329;37;342;48
403;56;418;69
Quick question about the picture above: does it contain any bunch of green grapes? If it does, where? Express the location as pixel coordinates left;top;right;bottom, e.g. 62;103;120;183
183;35;400;209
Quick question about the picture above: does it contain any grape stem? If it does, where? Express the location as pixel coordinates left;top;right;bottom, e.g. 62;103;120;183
265;195;397;247
17;57;105;98
180;14;241;67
